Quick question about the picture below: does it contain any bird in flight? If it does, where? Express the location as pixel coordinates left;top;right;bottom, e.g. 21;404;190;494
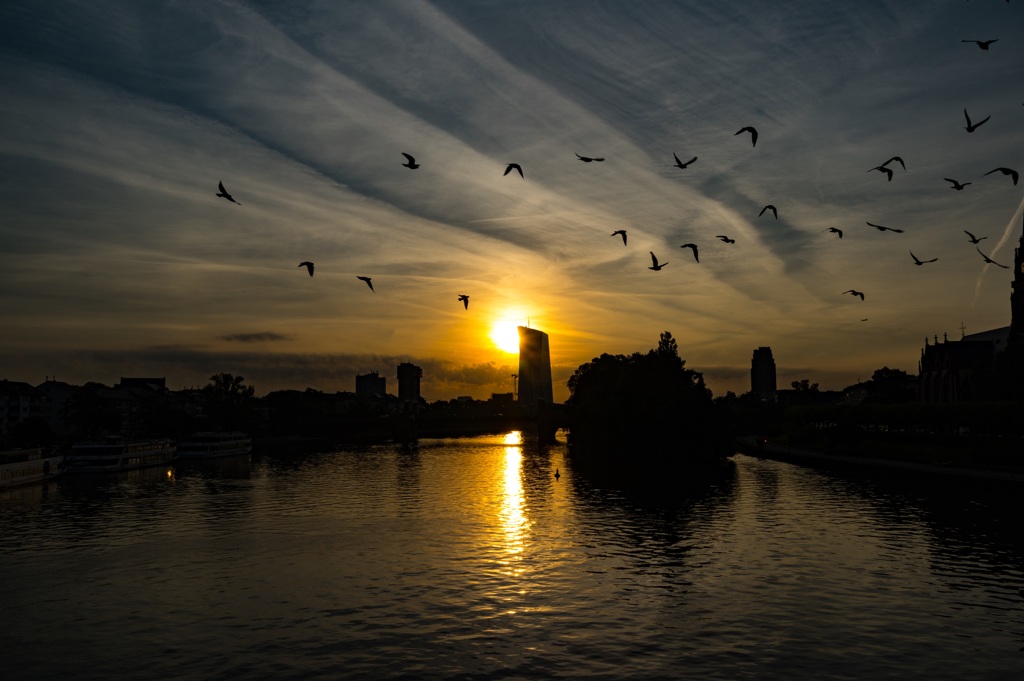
880;156;907;172
735;126;758;147
716;235;736;244
866;221;904;233
576;153;604;162
298;261;314;277
458;294;470;309
648;252;668;271
963;109;990;132
401;153;420;169
945;178;971;190
962;39;998;50
673;153;697;169
976;247;1008;268
216;181;240;205
843;289;865;300
680;243;699;262
984;167;1019;185
759;205;778;219
910;251;937;266
964;230;987;244
357;276;375;292
504;163;524;178
869;165;894;182
611;229;627;245
825;227;843;238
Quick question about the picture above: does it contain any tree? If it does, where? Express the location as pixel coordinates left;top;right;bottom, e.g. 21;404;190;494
864;367;916;404
203;373;257;430
566;332;727;466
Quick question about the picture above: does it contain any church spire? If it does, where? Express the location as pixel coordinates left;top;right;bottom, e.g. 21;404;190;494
1011;213;1024;343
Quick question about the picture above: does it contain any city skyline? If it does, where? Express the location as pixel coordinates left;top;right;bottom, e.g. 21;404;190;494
2;2;1023;402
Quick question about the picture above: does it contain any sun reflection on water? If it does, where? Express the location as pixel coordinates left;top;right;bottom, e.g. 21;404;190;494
500;431;529;569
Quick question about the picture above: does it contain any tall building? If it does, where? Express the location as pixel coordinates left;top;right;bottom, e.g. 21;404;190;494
517;326;553;413
397;363;423;403
1011;218;1024;344
751;346;777;398
355;371;386;397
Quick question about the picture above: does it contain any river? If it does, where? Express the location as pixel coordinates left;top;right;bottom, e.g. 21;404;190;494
2;432;1022;679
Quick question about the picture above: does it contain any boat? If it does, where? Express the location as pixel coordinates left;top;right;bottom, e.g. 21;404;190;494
65;437;175;473
0;447;63;488
175;432;252;460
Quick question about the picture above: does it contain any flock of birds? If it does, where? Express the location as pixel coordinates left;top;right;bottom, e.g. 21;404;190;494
211;33;1020;322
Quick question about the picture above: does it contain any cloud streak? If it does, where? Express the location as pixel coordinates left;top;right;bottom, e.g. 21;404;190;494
1;1;1022;399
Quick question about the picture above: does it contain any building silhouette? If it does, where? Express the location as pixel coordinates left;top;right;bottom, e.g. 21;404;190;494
919;215;1024;401
750;346;777;398
1011;218;1024;345
355;371;386;397
397;362;423;403
517;326;553;414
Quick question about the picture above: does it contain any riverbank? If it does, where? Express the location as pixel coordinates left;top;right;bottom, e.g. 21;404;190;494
736;435;1024;483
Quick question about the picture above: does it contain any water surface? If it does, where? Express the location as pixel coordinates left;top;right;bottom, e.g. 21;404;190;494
2;433;1022;679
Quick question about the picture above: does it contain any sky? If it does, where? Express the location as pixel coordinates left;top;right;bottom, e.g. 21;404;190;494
1;0;1022;402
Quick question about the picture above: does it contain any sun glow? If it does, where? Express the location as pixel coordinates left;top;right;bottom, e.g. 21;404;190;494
489;321;521;354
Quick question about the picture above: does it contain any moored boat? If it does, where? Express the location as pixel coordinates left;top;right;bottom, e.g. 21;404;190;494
66;437;175;473
0;447;63;488
175;432;252;460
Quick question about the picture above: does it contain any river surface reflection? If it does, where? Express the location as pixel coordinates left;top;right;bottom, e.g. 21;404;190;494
2;433;1022;680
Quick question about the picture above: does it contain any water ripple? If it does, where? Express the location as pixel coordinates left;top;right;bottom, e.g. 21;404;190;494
3;444;1024;679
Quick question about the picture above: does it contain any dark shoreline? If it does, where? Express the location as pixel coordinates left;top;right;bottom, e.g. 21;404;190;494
736;435;1024;483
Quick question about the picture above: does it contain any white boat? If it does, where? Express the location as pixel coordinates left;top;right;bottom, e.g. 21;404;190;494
66;437;175;473
175;432;252;460
0;447;63;488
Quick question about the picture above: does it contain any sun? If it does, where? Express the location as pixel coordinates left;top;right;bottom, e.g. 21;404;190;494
489;321;521;354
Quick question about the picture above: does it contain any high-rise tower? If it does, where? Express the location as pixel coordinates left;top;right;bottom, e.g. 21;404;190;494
397;362;423;403
517;326;553;413
751;346;777;398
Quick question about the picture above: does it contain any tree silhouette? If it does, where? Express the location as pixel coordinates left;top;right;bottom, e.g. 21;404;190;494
203;373;256;430
566;332;727;466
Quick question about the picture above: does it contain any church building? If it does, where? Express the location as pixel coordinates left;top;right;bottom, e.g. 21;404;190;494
918;216;1024;402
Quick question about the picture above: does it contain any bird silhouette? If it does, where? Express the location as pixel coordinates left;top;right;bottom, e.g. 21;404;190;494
673;153;697;169
910;251;937;266
680;243;699;262
504;163;524;178
866;221;904;233
735;126;758;147
759;204;778;219
976;247;1008;268
576;153;604;162
401;153;419;169
843;289;865;300
649;252;668;271
357;276;375;292
962;39;998;50
869;165;894;182
964;230;987;244
216;181;240;205
825;227;843;238
945;178;971;190
984;167;1019;185
963;109;990;132
611;229;627;245
458;294;469;309
881;156;907;172
716;235;736;244
298;261;314;277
